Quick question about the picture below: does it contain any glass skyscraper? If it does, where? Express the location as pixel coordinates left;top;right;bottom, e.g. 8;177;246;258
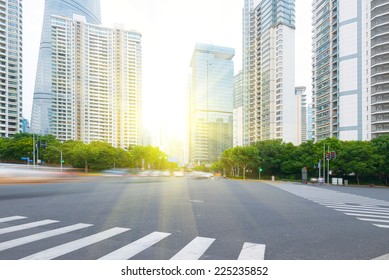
31;0;101;135
189;43;234;163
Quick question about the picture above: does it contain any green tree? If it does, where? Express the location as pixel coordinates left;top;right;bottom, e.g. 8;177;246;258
371;135;389;185
335;141;382;185
231;145;259;180
6;133;33;162
255;140;295;177
220;148;235;176
281;140;318;179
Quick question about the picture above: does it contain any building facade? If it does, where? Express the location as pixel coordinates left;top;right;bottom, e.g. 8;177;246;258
371;0;389;138
295;86;308;144
49;15;142;148
0;0;23;137
244;0;298;145
31;0;101;135
189;43;234;163
312;0;371;141
233;71;244;147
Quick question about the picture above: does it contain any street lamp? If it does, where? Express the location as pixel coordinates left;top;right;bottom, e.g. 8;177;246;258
50;146;63;172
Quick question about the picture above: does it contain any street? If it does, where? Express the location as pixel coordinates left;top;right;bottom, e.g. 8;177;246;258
0;177;389;260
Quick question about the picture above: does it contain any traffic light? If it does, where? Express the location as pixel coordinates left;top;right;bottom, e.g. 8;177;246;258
41;141;47;149
331;151;336;159
326;152;330;160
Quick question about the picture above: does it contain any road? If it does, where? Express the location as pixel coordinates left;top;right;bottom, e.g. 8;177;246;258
0;177;389;260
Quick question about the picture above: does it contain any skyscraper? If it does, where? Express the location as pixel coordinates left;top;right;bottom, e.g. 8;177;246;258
245;0;297;145
189;43;234;163
371;0;389;138
31;0;101;135
241;0;253;146
0;0;23;137
49;15;142;148
233;71;244;147
312;0;371;141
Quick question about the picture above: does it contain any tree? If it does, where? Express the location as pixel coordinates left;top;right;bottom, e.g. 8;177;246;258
371;135;389;185
220;148;235;176
335;141;382;185
231;146;259;180
255;140;295;178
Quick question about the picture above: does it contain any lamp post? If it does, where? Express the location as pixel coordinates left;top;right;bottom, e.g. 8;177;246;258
51;146;63;172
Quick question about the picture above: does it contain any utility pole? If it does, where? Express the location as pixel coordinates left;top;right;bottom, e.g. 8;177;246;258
51;146;63;172
32;133;36;167
323;143;326;183
327;144;330;185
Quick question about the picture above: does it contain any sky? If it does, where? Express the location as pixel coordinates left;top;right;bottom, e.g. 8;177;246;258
23;0;312;140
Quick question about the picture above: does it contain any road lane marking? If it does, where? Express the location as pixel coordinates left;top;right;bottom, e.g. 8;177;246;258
0;220;59;235
374;253;389;260
344;213;389;219
170;237;215;260
0;223;92;252
332;209;389;215
21;227;130;260
357;218;389;223
238;242;266;260
0;216;27;223
99;231;171;260
327;205;389;213
372;224;389;229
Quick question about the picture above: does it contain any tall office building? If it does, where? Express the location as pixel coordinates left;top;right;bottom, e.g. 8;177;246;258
312;0;371;141
233;71;244;147
371;0;389;138
31;0;101;135
49;15;142;148
245;0;297;145
189;43;234;163
0;0;23;137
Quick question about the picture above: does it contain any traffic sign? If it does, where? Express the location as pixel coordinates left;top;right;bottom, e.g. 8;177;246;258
21;157;29;160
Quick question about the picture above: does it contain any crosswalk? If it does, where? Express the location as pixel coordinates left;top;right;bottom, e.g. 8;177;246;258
272;184;389;229
0;215;266;260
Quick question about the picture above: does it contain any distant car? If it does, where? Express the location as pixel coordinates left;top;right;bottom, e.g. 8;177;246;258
101;169;127;177
173;171;184;177
187;171;214;179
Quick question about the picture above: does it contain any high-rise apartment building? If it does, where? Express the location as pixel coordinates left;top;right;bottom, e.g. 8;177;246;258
241;0;253;147
0;0;23;137
371;0;389;138
312;0;371;141
189;43;234;163
243;0;298;145
31;0;101;135
49;15;142;148
295;86;308;144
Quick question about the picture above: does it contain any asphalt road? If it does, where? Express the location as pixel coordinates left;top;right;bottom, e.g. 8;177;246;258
0;177;389;260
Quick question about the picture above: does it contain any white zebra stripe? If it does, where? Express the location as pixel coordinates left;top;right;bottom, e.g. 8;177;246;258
99;231;171;260
0;223;92;252
21;227;130;260
0;216;27;223
238;242;266;260
0;220;58;235
373;224;389;229
170;237;215;260
332;209;389;216
357;218;389;223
